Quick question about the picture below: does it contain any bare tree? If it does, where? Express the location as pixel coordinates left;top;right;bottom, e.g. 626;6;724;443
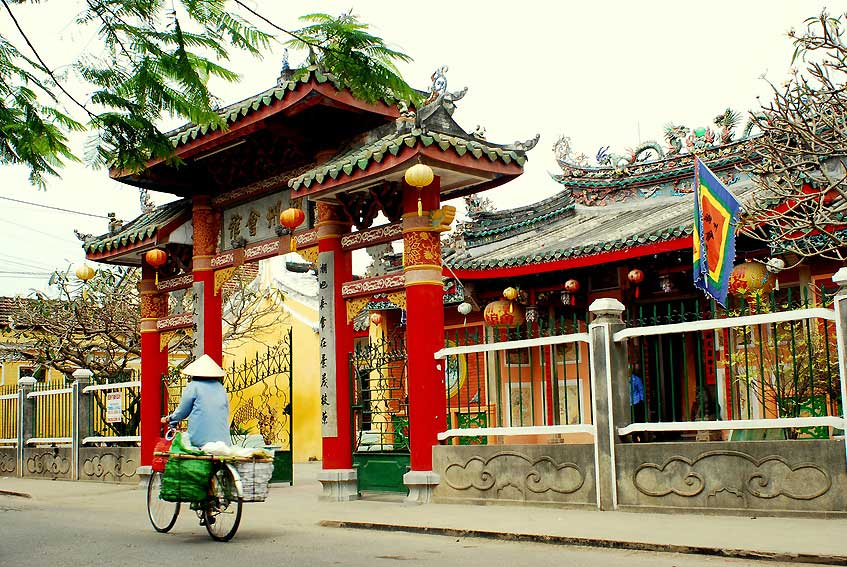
2;264;291;379
741;11;847;261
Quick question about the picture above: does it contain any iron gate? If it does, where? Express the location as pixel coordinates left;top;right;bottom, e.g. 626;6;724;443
164;328;294;484
350;335;409;493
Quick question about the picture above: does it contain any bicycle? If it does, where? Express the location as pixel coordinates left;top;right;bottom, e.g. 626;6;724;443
147;453;244;541
146;429;269;542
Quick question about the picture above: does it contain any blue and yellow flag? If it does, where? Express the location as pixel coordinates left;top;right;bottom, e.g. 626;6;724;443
693;157;741;307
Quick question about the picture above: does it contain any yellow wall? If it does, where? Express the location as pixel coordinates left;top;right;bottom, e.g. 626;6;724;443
224;292;321;463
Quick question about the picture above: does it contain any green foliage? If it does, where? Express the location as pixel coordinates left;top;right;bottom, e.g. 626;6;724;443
1;2;418;185
0;33;83;187
285;11;420;105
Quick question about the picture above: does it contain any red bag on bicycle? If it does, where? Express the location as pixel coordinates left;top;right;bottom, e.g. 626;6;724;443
151;429;175;472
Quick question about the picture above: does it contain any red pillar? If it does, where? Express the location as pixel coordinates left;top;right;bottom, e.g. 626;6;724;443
403;178;446;472
317;203;354;470
192;196;222;363
139;266;168;466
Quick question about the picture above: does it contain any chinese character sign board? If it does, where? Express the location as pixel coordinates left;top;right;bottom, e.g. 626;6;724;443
106;392;123;423
318;251;337;437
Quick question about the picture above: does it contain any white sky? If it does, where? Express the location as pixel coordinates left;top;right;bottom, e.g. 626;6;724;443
0;0;836;296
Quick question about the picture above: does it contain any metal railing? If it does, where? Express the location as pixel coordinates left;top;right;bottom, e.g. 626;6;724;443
618;289;844;440
27;383;73;445
437;316;594;443
0;384;17;445
82;381;141;444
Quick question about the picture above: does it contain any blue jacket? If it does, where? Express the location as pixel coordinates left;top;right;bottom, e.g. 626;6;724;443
168;379;230;448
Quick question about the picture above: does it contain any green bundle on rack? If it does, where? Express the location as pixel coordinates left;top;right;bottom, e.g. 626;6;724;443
159;433;213;502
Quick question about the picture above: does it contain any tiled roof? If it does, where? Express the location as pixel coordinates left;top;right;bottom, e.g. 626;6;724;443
288;126;528;192
462;191;575;245
446;179;757;271
83;199;189;254
166;67;399;149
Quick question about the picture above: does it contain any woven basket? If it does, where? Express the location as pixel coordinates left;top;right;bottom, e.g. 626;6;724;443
234;460;274;502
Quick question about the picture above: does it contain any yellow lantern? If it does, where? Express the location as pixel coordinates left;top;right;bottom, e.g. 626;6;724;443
404;163;434;216
728;261;775;298
75;264;95;282
503;286;518;313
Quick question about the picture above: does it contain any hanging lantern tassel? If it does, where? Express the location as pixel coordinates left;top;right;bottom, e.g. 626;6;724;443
417;193;423;217
290;234;298;253
635;285;639;299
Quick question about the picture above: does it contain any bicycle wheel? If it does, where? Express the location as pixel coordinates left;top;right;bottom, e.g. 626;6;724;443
147;471;180;533
204;465;242;542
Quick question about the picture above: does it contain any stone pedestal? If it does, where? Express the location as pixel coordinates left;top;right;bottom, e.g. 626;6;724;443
136;465;152;489
317;468;358;501
403;470;439;504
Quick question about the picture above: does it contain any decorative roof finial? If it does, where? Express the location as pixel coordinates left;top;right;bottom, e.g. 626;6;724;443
277;48;291;85
139;188;155;214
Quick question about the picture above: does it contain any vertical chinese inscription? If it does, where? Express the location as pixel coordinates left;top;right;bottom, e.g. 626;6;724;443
191;281;205;359
318;251;337;437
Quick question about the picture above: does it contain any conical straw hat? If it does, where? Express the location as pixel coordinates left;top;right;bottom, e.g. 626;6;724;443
181;354;226;378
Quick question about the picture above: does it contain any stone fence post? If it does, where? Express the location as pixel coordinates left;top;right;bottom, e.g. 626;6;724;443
71;369;93;482
832;268;847;468
17;376;36;478
588;298;630;510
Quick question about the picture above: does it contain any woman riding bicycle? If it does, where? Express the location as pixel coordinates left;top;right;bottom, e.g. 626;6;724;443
161;354;230;448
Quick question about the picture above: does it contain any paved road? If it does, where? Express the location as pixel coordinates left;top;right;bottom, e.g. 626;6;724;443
0;490;810;567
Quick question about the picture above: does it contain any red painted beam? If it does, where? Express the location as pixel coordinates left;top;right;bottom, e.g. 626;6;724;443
449;237;693;280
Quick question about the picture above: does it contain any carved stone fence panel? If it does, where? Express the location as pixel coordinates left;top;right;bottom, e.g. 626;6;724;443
433;444;596;508
0;447;16;476
78;447;140;484
22;447;73;480
616;440;847;515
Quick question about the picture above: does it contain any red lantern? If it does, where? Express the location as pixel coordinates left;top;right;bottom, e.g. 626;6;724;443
628;269;644;298
484;299;525;328
561;279;580;306
145;249;167;285
279;207;306;252
370;312;383;325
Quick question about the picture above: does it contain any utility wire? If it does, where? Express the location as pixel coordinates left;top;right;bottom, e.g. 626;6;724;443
0;218;77;242
0;270;50;276
0;0;95;119
0;196;109;219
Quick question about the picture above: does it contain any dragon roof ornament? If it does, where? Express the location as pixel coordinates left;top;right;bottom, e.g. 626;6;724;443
554;108;761;176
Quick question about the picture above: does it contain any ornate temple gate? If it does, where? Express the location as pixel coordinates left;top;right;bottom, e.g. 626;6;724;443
93;65;533;496
349;335;409;492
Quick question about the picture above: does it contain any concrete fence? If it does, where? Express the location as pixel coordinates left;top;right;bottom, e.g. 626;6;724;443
432;269;847;516
0;370;140;484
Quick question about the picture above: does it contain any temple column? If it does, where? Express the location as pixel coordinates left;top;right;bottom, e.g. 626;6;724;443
192;196;222;363
138;265;168;469
315;202;357;501
402;178;446;503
